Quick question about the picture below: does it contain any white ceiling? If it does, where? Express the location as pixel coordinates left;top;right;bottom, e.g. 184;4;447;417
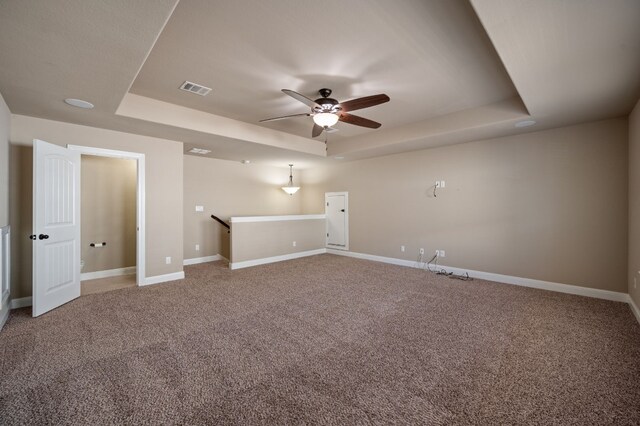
0;0;639;167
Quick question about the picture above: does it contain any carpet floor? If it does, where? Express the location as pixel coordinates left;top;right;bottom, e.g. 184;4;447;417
1;254;639;425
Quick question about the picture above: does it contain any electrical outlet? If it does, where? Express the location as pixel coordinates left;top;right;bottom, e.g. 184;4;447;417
292;241;297;247
440;181;445;188
195;205;204;212
419;248;424;255
195;244;200;251
435;181;440;188
165;256;171;265
439;250;445;257
401;245;405;252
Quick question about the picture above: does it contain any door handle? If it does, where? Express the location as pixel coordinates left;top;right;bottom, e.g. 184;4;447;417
38;234;49;240
29;234;36;240
340;209;345;212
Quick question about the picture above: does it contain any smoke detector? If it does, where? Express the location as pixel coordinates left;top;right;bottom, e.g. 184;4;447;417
179;81;212;96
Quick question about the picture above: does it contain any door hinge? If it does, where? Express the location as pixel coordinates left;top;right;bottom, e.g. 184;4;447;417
327;233;329;237
326;202;329;206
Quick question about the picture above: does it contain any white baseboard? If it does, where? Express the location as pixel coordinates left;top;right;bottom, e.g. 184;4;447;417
326;249;629;303
10;296;32;309
141;271;185;286
81;266;136;281
230;248;327;270
628;295;640;325
183;254;226;265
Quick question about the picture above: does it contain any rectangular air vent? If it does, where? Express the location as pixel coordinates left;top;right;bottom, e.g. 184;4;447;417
188;148;211;155
179;81;212;96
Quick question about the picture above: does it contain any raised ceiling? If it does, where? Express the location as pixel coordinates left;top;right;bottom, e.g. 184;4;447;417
130;0;518;140
1;0;639;166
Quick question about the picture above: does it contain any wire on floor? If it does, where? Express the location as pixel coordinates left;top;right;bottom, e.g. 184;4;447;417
424;253;473;281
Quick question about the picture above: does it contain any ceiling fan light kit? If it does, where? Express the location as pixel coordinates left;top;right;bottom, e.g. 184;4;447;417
261;88;390;138
313;112;339;127
281;164;300;195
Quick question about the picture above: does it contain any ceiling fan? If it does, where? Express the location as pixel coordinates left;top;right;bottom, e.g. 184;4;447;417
260;88;390;138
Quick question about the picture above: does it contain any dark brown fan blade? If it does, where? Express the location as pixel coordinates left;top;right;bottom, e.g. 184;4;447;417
282;89;321;109
340;94;389;112
259;113;310;123
312;124;324;138
339;112;381;129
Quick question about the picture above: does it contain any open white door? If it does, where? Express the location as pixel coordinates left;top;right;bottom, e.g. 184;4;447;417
326;192;349;251
32;139;81;317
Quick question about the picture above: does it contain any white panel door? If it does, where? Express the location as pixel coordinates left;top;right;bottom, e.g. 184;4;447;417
33;139;81;317
326;193;348;249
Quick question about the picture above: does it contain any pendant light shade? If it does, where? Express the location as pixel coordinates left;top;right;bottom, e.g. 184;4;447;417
281;164;300;195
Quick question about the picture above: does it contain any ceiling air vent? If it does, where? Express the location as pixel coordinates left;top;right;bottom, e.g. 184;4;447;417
188;148;211;155
179;81;212;96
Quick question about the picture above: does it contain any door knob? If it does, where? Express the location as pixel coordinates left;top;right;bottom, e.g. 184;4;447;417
29;234;36;240
38;234;49;240
340;209;345;212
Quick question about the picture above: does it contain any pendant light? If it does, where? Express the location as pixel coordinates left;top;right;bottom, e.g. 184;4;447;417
281;164;300;195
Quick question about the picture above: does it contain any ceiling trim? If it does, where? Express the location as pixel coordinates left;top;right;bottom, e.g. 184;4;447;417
328;97;530;158
116;93;327;157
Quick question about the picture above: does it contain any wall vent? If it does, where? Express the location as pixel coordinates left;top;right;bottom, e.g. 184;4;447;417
179;81;212;96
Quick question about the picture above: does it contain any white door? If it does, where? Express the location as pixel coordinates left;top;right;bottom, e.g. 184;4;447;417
326;192;348;250
32;139;81;317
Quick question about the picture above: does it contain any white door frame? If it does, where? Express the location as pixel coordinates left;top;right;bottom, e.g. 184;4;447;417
325;191;349;251
68;145;146;286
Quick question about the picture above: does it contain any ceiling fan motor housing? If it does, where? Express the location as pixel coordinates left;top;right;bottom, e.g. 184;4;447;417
313;88;342;113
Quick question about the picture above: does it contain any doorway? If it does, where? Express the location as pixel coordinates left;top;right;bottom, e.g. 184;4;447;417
32;141;146;316
79;154;137;295
68;145;146;287
325;192;349;251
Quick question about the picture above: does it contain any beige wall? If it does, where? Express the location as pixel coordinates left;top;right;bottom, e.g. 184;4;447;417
230;218;325;264
302;118;628;292
629;99;640;307
10;115;184;297
183;155;302;260
81;155;136;273
9;146;32;298
0;93;9;227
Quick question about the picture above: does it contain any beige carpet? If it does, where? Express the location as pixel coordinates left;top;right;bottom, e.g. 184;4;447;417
1;254;639;425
